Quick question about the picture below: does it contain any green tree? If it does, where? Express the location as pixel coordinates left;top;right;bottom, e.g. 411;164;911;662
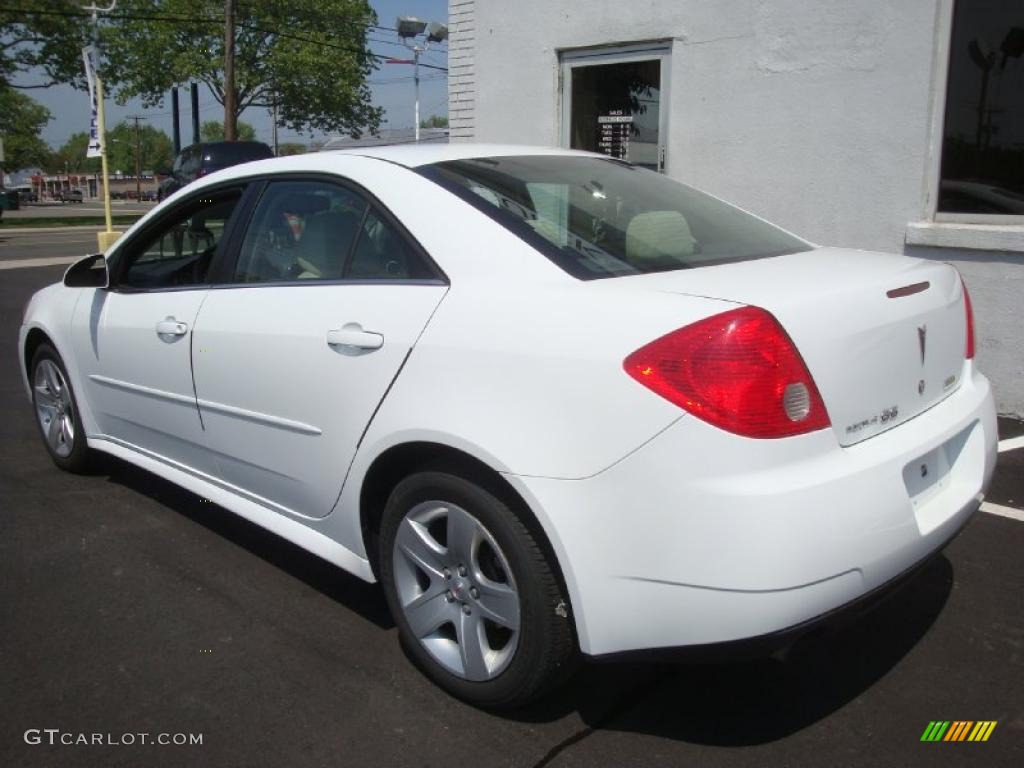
0;2;93;89
105;122;174;175
49;131;100;174
200;120;256;142
50;123;174;175
0;87;52;171
419;115;448;129
101;0;382;139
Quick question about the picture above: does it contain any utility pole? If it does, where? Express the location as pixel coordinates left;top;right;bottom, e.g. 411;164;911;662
128;114;144;201
223;0;237;141
82;0;118;252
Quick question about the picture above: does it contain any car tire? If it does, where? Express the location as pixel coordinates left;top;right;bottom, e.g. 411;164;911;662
30;343;93;473
379;470;575;709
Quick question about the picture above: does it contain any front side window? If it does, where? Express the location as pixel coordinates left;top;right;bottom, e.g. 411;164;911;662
938;0;1024;215
420;155;811;279
116;190;242;289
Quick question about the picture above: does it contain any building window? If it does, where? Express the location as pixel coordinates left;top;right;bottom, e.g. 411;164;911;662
561;44;670;172
938;0;1024;216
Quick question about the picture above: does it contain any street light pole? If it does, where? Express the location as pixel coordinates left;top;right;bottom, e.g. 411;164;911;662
396;17;447;144
414;46;420;143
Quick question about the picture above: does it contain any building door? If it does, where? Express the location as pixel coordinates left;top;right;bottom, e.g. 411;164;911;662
561;43;671;171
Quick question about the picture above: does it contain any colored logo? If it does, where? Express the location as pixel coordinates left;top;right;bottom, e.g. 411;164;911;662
921;721;997;742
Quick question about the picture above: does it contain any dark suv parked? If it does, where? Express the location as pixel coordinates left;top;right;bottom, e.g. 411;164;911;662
158;141;273;200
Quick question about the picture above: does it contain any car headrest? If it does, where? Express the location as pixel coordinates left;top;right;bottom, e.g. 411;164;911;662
626;211;697;265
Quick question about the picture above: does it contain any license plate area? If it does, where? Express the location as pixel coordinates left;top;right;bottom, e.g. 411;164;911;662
903;421;982;535
903;446;952;510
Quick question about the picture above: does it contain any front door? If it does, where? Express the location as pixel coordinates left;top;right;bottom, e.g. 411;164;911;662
191;178;447;519
561;44;670;171
71;187;246;475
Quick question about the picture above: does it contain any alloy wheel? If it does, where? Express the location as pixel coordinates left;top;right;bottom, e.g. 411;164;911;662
392;501;521;681
34;359;75;458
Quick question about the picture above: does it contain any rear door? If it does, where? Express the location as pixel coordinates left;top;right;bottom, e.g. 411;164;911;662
191;177;447;519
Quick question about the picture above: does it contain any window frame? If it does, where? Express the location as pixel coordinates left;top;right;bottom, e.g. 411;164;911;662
212;172;449;289
106;181;256;294
923;0;1024;226
558;41;673;173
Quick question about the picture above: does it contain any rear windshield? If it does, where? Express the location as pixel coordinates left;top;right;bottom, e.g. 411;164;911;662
204;142;273;167
419;155;811;279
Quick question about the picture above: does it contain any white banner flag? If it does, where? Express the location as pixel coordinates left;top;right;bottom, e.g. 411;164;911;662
82;46;102;158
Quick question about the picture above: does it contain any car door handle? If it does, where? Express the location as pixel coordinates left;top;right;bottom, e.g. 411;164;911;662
326;327;384;350
155;317;188;336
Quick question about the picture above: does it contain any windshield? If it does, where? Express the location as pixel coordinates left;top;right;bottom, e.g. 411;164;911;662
419;155;811;279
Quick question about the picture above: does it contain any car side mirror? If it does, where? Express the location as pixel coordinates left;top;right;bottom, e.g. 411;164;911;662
63;253;109;289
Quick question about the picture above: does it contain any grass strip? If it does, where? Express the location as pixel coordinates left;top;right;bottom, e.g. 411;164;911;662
0;216;142;229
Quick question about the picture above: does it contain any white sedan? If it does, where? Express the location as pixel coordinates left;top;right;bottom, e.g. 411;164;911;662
18;145;997;708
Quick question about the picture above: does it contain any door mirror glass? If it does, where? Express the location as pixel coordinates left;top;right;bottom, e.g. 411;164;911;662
63;253;109;288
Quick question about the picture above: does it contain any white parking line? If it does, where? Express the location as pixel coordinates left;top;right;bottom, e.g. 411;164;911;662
0;256;78;271
998;435;1024;453
980;501;1024;522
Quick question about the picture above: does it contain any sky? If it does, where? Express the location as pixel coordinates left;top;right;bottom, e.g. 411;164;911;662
13;0;449;158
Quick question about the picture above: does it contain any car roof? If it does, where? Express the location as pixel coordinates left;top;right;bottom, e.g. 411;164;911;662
168;144;610;195
323;143;604;168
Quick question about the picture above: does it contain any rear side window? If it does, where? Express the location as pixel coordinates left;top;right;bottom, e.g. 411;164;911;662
349;208;437;280
233;180;366;283
231;179;438;284
419;155;811;279
183;147;200;175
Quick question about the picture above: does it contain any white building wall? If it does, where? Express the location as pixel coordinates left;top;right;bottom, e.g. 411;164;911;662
447;0;477;140
451;0;1024;416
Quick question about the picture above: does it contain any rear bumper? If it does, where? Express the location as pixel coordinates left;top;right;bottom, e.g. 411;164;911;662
508;365;997;656
585;521;963;664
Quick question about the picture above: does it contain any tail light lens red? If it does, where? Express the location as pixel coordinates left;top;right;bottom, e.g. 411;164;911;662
623;306;831;439
962;278;975;360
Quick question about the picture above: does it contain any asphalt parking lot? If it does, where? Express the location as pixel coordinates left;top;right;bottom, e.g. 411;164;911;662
1;247;1022;767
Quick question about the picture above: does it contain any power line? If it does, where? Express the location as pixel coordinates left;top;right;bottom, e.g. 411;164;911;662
2;3;394;34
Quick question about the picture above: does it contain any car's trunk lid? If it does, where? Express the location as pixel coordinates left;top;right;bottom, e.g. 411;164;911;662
616;247;969;446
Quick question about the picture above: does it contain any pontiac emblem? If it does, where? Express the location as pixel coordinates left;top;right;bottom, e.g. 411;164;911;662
918;325;927;365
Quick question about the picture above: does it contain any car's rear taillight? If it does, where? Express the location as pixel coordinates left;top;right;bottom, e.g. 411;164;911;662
962;278;975;360
623;306;831;439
